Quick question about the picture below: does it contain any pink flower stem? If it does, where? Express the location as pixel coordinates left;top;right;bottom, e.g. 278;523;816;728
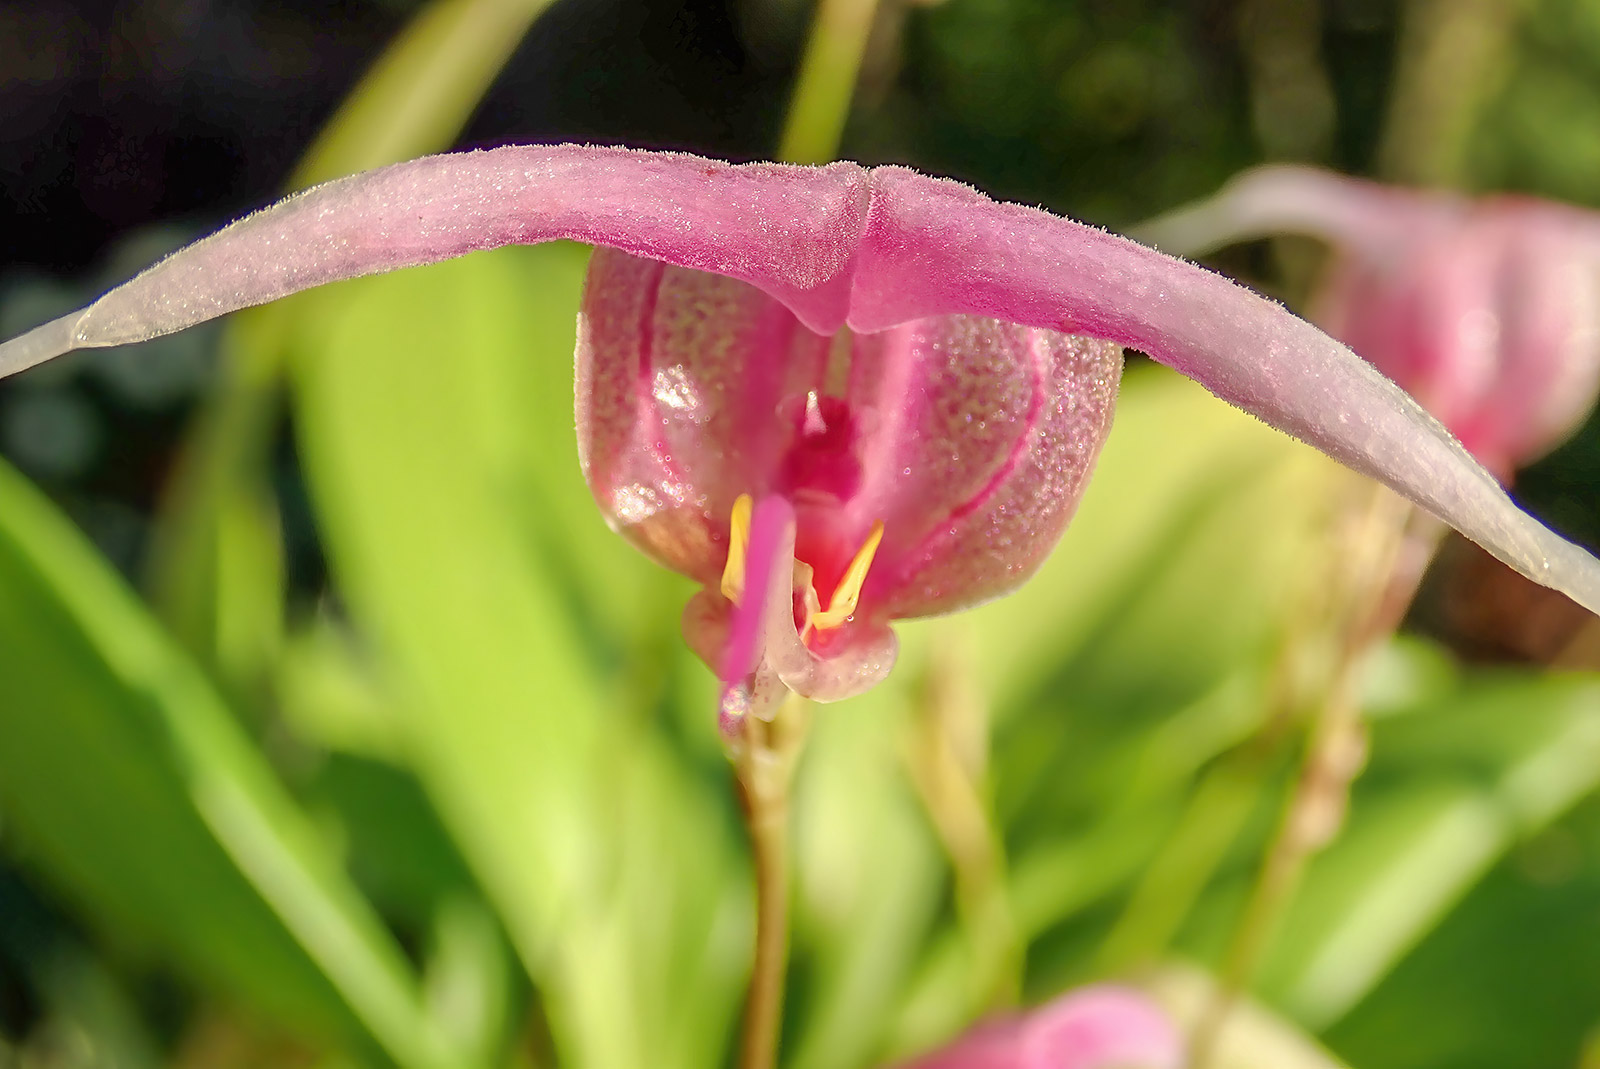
733;692;812;1069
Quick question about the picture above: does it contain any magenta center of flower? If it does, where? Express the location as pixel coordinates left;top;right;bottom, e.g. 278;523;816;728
720;391;886;656
775;391;871;599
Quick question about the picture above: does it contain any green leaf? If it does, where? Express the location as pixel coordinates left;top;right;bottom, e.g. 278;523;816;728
1322;794;1600;1069
291;244;746;1069
147;0;558;691
958;365;1339;964
1257;669;1600;1027
0;461;464;1068
787;655;945;1069
276;616;406;763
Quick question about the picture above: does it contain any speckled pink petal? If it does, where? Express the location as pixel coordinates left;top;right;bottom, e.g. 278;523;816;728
861;325;1123;619
580;249;1123;614
577;247;828;583
896;985;1184;1069
841;315;1037;556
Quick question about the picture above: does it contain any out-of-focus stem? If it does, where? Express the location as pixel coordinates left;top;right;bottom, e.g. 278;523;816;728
778;0;884;164
1236;0;1335;162
905;633;1020;1012
1378;0;1535;185
1192;479;1440;1068
735;694;812;1069
1095;759;1263;977
1095;498;1334;979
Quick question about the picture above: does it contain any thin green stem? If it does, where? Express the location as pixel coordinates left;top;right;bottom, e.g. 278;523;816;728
1095;759;1263;977
905;633;1020;1013
735;694;812;1069
778;0;883;164
1192;480;1438;1068
292;0;558;189
1377;0;1535;185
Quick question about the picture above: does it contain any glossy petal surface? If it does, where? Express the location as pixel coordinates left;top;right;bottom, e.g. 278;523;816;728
577;249;827;585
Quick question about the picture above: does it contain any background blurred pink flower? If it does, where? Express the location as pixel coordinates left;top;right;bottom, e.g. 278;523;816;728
896;986;1184;1069
1138;166;1600;478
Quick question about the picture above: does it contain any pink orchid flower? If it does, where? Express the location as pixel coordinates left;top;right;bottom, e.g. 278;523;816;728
1137;165;1600;478
894;985;1183;1069
3;145;1598;724
577;244;1120;727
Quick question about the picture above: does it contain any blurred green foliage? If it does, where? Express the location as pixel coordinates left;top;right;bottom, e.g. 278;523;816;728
4;1;1600;1068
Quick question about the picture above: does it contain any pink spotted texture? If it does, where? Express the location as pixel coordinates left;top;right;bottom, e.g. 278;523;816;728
577;246;1121;712
894;986;1184;1069
5;144;1600;620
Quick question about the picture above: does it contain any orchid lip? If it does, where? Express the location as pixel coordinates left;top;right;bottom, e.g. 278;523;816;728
723;492;889;659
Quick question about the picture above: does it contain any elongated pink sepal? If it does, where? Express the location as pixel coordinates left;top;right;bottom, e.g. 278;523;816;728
4;145;1599;614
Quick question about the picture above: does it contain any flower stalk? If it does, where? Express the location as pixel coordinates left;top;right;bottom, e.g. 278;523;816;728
1378;0;1535;185
733;692;812;1069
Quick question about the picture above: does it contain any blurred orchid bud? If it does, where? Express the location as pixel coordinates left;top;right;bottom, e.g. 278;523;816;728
576;247;1122;728
895;985;1184;1069
1138;166;1600;476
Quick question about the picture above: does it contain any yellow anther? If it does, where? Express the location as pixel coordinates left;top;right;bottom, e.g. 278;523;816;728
811;520;885;631
721;494;754;604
